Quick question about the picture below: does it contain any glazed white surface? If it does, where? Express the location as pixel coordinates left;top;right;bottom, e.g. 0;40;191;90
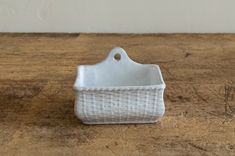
74;48;165;89
74;48;165;124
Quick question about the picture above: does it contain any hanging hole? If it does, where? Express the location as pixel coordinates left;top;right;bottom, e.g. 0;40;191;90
114;53;121;61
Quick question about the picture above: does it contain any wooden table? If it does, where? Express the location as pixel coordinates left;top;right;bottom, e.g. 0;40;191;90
0;33;234;156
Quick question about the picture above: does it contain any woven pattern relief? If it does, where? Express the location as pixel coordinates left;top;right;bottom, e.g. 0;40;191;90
75;89;165;124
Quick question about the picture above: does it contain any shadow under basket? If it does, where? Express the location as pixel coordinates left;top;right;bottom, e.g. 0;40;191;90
74;47;166;124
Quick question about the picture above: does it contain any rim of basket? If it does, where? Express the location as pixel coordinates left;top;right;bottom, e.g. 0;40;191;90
74;84;165;91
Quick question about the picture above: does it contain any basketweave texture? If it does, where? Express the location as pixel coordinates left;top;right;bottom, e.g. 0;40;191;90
74;47;166;124
75;89;165;124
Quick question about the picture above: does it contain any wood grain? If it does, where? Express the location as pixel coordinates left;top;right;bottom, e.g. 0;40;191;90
0;33;235;156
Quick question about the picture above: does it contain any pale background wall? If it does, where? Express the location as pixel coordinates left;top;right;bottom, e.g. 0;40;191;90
1;0;235;33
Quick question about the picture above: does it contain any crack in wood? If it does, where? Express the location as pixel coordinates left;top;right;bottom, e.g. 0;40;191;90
188;142;208;152
224;84;235;115
192;86;208;103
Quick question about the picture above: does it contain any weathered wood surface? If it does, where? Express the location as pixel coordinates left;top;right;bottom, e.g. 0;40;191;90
0;33;235;156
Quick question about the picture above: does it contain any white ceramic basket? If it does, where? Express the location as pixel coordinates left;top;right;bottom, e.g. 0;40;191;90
74;47;166;124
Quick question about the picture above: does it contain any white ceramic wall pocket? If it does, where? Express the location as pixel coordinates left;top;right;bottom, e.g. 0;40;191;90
74;47;166;124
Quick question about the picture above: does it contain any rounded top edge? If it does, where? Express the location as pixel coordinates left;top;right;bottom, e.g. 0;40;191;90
106;47;130;62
